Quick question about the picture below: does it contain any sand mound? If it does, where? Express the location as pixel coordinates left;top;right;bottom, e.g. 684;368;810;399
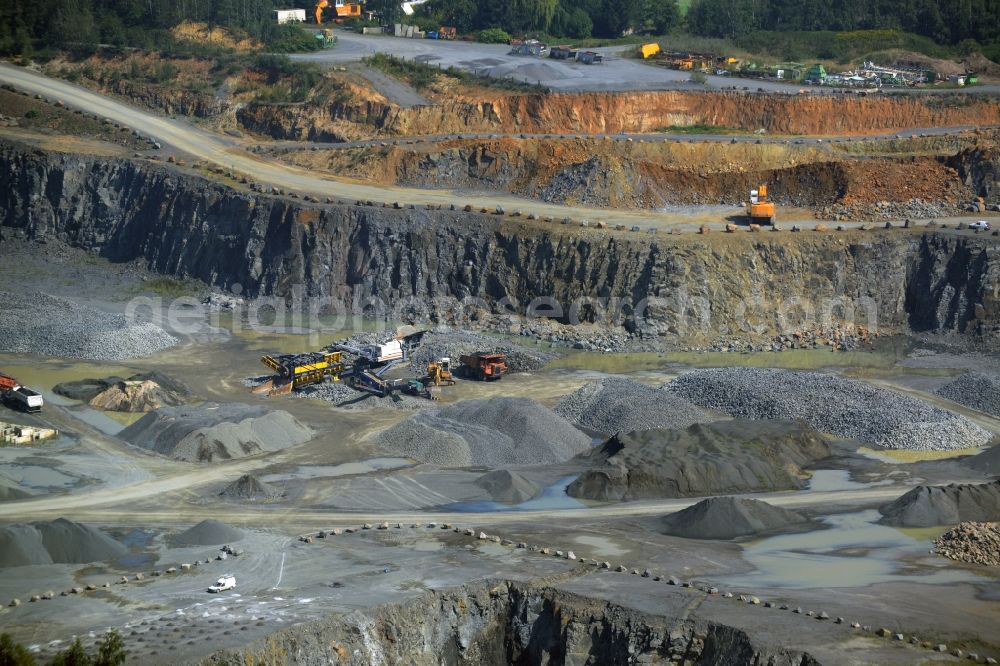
377;397;590;467
879;481;1000;527
89;379;186;412
568;419;830;501
55;371;189;409
220;474;285;502
120;402;313;462
0;518;127;567
474;470;541;504
0;478;31;501
176;519;244;546
555;376;710;435
662;497;811;540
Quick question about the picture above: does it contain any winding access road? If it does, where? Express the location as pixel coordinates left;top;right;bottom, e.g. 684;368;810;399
0;63;992;232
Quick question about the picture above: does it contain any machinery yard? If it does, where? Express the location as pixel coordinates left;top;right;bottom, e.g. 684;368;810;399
1;8;1000;664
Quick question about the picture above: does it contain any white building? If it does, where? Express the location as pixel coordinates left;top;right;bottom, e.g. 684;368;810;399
274;9;306;24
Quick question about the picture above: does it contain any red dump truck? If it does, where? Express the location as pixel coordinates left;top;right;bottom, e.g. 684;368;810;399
0;373;44;413
459;353;507;381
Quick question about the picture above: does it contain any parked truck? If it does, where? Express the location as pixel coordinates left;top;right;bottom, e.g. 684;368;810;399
459;353;507;381
0;373;43;413
207;574;236;593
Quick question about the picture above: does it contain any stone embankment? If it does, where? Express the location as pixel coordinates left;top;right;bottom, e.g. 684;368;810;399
2;142;1000;347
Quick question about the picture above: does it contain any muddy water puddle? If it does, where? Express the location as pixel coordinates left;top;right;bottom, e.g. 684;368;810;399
261;458;412;482
724;510;985;590
445;475;585;513
804;469;895;492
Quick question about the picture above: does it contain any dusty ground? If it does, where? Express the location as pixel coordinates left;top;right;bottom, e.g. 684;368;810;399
0;246;998;662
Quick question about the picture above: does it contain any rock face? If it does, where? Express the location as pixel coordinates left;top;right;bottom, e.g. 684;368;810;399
120;402;313;462
662;497;812;540
879;481;1000;527
567;419;830;501
474;470;541;504
0;518;127;567
234;89;1000;140
206;580;819;665
2;143;1000;344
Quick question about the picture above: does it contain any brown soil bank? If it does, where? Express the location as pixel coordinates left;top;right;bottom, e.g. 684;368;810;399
282;137;974;210
237;90;1000;141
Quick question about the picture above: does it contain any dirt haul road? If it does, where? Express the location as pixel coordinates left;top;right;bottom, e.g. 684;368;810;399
0;64;979;232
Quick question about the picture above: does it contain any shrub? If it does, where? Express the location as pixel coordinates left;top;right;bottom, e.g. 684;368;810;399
477;28;512;44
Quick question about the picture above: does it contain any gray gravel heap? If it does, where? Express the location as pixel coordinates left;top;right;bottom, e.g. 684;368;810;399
0;291;177;360
376;397;590;467
879;481;1000;527
297;382;429;411
935;372;1000;418
0;518;127;567
406;330;558;373
555;376;711;435
662;496;812;540
664;368;991;451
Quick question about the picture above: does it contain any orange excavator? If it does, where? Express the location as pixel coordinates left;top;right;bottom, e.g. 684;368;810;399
315;0;362;24
747;184;776;225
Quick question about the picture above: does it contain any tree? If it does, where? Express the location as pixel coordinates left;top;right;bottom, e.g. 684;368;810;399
49;638;91;666
0;633;36;666
94;630;126;666
643;0;679;34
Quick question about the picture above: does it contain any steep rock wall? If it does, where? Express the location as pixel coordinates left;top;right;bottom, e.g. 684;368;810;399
201;581;818;666
2;143;998;344
235;90;1000;141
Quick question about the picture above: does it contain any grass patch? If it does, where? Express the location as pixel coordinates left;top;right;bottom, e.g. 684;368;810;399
364;53;548;94
656;124;748;135
131;277;203;299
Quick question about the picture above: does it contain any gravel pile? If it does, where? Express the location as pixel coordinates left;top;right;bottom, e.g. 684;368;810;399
661;497;812;540
934;522;1000;566
935;372;1000;418
879;481;1000;527
175;519;244;546
555;376;711;435
219;474;286;502
0;291;177;360
121;403;314;462
664;368;991;451
376;397;590;467
406;330;557;373
0;518;127;567
297;382;429;411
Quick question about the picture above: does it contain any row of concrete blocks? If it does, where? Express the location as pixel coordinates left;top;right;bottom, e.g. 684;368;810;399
297;521;999;663
7;548;241;609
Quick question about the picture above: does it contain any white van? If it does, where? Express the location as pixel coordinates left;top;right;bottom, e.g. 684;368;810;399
207;575;236;593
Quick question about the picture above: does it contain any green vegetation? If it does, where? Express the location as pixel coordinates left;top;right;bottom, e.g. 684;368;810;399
0;0;320;57
476;28;513;44
0;631;126;666
364;52;548;93
656;124;744;134
131;277;204;299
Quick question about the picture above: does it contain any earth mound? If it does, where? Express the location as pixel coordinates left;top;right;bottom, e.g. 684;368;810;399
376;397;590;467
120;402;313;462
665;367;990;451
176;519;244;546
220;474;286;502
0;478;31;501
554;376;710;435
55;371;189;411
879;481;1000;527
567;419;830;501
662;497;811;540
0;518;127;567
474;470;541;504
